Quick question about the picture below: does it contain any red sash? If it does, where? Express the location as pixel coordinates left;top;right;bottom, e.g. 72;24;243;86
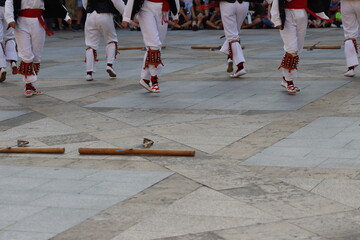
19;9;54;36
285;0;307;9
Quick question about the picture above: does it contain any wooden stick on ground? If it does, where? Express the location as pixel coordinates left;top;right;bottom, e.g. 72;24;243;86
303;45;341;49
78;148;195;157
118;45;166;50
0;147;65;154
191;45;221;50
191;45;245;50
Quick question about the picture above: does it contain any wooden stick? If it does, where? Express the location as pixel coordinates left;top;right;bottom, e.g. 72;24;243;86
303;45;341;49
78;148;195;157
191;45;221;50
0;147;65;154
118;45;166;50
191;45;245;50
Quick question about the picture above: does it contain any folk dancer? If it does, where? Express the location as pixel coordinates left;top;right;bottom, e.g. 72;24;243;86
5;0;70;97
122;0;179;93
0;0;17;82
82;0;125;81
341;0;360;77
219;0;251;78
271;0;330;94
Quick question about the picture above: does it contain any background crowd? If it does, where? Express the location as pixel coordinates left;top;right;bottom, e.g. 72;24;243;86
52;0;343;32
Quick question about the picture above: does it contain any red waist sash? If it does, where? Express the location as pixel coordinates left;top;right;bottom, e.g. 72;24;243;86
19;9;54;36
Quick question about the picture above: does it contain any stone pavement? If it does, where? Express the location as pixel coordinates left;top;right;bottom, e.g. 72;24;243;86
1;28;360;240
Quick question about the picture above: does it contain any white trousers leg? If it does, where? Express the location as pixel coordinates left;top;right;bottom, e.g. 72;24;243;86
220;39;228;55
86;48;95;73
85;12;118;72
0;7;7;68
344;39;358;67
282;68;298;81
279;9;307;80
220;1;248;65
5;38;17;62
15;17;45;83
342;1;360;67
138;1;168;77
0;9;6;69
106;42;116;65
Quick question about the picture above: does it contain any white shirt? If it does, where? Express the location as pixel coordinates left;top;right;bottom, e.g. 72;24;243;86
5;0;45;24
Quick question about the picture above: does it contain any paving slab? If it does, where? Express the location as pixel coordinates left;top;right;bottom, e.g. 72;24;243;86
85;80;349;111
0;166;172;239
0;110;32;122
242;117;360;170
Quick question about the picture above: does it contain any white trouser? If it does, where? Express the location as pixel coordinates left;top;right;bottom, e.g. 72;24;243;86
342;0;360;68
219;1;248;66
138;0;168;79
85;12;118;73
0;7;17;68
279;8;307;81
15;16;45;83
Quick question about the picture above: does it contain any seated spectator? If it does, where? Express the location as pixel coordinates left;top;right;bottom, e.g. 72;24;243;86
73;0;85;30
261;1;274;28
329;0;341;27
205;6;222;29
192;0;208;31
182;0;195;19
308;15;331;28
242;2;264;29
169;1;192;30
333;8;342;27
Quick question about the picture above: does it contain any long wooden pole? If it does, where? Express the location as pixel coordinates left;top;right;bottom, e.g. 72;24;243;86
78;148;195;157
0;148;65;154
191;45;245;50
191;45;221;50
303;45;341;49
118;45;166;50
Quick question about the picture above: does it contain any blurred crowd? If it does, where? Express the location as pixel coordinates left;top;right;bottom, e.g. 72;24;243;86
50;0;343;32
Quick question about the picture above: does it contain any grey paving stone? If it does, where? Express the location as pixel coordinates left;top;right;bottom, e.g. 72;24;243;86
85;81;349;111
216;222;322;240
287;127;345;139
288;210;360;239
33;179;99;193
157;232;226;240
0;110;32;122
14;167;99;180
82;181;158;196
305;148;360;159
0;97;18;107
311;179;360;208
272;138;351;149
0;221;13;229
317;158;360;170
0;177;50;191
11;207;99;233
0;231;54;240
0;205;46;222
344;139;360;150
242;154;327;168
243;117;360;170
83;169;172;182
279;178;323;191
307;117;360;128
36;132;99;145
29;193;128;210
0;191;48;205
0;166;27;178
261;146;313;158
